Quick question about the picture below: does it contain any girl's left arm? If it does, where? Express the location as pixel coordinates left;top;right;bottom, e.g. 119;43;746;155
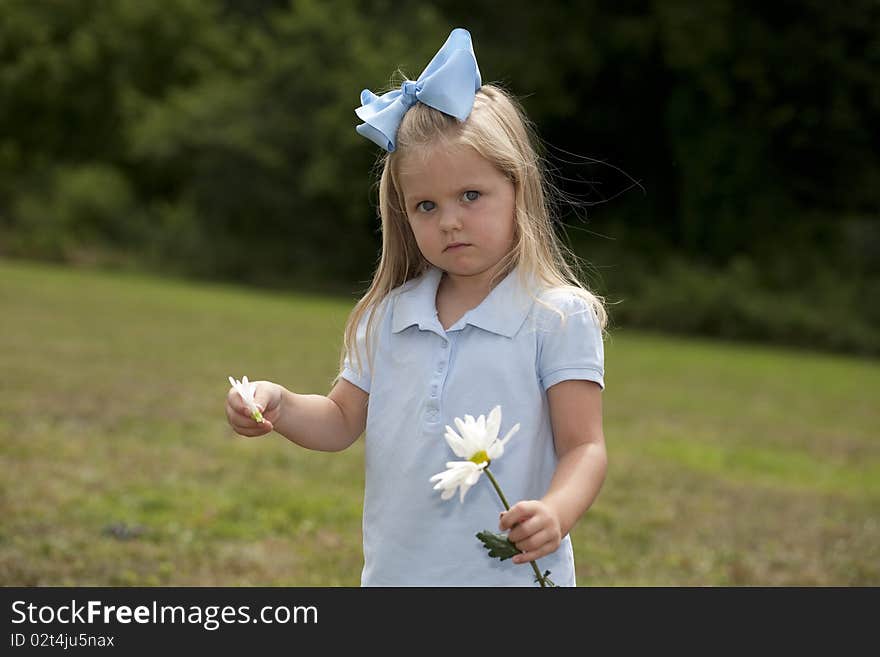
542;379;607;536
500;379;606;563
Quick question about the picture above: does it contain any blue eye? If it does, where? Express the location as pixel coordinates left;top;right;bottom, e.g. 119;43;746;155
416;200;436;212
464;190;480;202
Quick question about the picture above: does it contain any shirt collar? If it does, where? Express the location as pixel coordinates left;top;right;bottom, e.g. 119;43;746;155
391;265;535;338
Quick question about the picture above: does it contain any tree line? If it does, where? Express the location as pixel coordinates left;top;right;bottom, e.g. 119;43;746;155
1;0;877;354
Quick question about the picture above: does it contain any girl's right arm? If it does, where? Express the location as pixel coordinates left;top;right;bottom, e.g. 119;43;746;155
225;379;368;452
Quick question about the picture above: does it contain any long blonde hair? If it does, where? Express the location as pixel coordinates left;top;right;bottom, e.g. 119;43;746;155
337;83;608;382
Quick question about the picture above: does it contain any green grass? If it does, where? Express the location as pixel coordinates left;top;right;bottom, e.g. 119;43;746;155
1;257;878;585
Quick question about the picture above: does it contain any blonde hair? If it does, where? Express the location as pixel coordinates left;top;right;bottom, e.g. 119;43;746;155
337;83;608;382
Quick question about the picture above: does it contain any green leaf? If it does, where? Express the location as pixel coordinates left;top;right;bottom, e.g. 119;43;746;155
476;530;520;561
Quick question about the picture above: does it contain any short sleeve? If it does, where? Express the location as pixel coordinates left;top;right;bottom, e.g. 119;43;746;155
537;291;605;391
339;305;377;394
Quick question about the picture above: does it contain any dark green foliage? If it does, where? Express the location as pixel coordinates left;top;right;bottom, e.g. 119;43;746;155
1;0;877;352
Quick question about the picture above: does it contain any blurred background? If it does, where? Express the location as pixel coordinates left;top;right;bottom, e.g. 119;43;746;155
1;0;878;586
3;0;879;353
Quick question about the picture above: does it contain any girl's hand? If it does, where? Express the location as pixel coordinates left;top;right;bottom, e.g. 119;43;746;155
225;380;283;436
499;500;563;565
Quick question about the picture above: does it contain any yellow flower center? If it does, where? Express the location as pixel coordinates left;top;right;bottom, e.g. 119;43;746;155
469;450;489;465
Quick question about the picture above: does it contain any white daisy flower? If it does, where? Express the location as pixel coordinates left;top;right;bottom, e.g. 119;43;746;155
443;405;519;467
429;460;486;503
429;406;520;503
228;375;264;423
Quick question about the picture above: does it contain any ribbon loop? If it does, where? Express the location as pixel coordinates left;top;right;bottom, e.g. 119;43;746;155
355;28;482;152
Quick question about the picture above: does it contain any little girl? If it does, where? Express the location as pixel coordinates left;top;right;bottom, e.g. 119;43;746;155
225;28;608;586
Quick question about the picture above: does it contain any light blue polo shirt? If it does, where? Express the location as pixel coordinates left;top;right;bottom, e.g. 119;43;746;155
340;265;605;586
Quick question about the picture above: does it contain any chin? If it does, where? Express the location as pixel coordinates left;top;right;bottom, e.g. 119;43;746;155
444;262;494;277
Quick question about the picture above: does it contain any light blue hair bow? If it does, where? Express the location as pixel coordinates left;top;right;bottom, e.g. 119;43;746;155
355;27;482;152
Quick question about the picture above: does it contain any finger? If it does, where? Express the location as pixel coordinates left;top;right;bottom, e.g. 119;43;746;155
506;515;542;544
513;528;554;555
499;501;537;531
227;392;249;419
512;540;554;565
229;397;265;422
228;389;264;420
512;550;541;565
225;403;252;426
230;422;273;437
225;405;273;435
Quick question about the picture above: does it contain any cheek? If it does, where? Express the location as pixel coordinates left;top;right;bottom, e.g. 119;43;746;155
407;220;432;246
490;200;516;243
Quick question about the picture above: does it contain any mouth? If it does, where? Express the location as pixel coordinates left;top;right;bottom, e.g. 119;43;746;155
444;243;471;251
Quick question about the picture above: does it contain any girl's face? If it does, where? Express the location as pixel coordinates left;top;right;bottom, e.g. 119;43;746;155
398;142;516;282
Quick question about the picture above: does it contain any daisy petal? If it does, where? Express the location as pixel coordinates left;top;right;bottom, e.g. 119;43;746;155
486;405;501;441
444;427;469;458
500;422;520;446
488;422;520;460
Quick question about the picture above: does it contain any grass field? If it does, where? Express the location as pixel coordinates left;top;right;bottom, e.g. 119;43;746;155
1;257;878;585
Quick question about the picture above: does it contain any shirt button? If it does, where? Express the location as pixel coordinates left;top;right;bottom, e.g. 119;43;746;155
441;342;448;349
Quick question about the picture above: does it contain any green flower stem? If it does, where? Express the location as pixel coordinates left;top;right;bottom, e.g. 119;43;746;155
484;466;548;588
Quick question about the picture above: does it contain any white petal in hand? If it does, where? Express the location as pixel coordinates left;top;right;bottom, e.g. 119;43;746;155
228;375;264;423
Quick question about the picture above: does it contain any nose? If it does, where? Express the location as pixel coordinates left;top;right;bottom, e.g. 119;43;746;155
438;207;463;232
